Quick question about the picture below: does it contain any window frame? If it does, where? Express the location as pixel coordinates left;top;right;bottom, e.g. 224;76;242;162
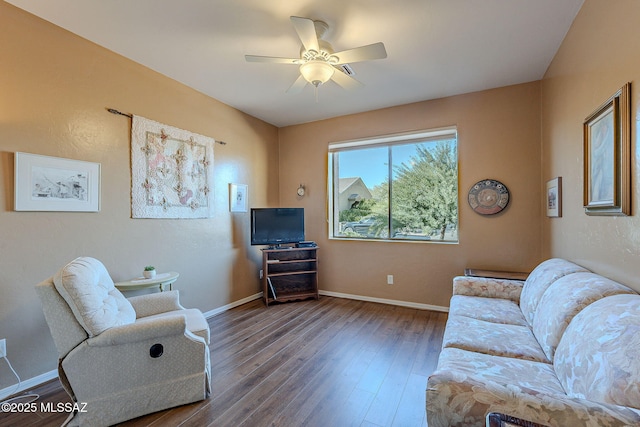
328;126;458;243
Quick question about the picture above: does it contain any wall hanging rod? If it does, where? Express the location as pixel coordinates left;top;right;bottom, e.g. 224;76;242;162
106;108;228;145
107;108;133;118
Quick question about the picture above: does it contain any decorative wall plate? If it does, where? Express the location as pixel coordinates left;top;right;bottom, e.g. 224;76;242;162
468;179;510;215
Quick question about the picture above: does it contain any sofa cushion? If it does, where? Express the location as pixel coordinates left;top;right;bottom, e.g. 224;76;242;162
532;272;635;361
428;348;640;427
428;347;566;426
452;276;524;303
442;315;549;363
435;347;565;394
554;294;640;410
519;258;588;326
54;257;136;337
449;295;528;326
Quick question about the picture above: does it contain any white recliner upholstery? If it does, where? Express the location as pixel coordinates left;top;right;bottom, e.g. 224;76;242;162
35;257;211;426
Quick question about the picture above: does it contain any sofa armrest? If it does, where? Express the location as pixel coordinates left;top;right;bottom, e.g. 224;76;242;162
453;276;524;302
86;314;188;346
127;290;184;318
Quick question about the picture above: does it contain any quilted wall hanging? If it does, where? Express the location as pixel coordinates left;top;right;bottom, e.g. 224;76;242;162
131;115;214;218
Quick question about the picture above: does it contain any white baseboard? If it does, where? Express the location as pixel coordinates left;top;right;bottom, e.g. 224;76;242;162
0;361;58;401
7;290;444;398
319;290;449;313
203;292;263;318
202;291;449;315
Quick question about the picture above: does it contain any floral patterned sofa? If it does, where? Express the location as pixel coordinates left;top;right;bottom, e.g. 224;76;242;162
426;258;640;427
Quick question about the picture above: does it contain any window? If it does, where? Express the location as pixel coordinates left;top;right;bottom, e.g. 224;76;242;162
328;127;458;242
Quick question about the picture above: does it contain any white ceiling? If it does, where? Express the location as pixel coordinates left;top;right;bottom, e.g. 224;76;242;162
7;0;584;127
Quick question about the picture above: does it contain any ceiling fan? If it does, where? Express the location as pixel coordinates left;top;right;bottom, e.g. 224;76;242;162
245;16;387;94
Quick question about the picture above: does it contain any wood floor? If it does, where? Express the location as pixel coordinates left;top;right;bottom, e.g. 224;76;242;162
5;296;447;427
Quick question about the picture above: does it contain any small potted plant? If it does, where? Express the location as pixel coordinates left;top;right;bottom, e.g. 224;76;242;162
143;265;156;279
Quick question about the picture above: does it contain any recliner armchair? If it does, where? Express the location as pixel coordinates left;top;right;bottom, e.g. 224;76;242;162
35;257;211;426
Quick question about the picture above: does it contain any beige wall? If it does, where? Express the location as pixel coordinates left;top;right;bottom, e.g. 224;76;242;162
541;0;640;290
0;3;278;384
279;82;543;308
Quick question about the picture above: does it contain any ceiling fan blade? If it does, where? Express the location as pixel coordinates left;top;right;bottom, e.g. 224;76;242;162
332;42;387;64
330;68;363;90
286;75;308;94
290;16;319;52
245;55;300;64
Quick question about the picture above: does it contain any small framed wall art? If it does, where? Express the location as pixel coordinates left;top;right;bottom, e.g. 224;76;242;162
546;177;562;217
583;82;631;216
14;152;101;212
229;183;248;212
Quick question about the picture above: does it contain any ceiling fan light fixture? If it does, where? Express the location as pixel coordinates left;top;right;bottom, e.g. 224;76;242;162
246;16;386;93
299;60;335;87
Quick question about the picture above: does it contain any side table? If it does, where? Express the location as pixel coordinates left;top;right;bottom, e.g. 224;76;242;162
464;268;529;281
115;271;179;292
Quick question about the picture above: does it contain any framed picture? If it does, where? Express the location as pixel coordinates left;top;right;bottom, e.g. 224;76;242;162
14;152;101;212
229;183;248;212
583;82;631;216
546;177;562;217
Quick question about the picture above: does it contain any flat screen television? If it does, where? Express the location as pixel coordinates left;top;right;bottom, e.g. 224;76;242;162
251;208;305;247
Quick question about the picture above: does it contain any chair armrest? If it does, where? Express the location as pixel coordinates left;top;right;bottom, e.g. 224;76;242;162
86;314;187;347
127;290;184;318
453;276;524;302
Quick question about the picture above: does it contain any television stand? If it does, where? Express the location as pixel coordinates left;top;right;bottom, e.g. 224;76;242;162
262;247;319;306
267;244;294;250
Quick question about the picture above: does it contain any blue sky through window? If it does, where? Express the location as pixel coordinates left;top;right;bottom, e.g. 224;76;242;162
338;141;440;189
338;147;387;188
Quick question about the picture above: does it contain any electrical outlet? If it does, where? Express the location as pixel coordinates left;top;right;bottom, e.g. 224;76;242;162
0;339;6;358
387;275;394;285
